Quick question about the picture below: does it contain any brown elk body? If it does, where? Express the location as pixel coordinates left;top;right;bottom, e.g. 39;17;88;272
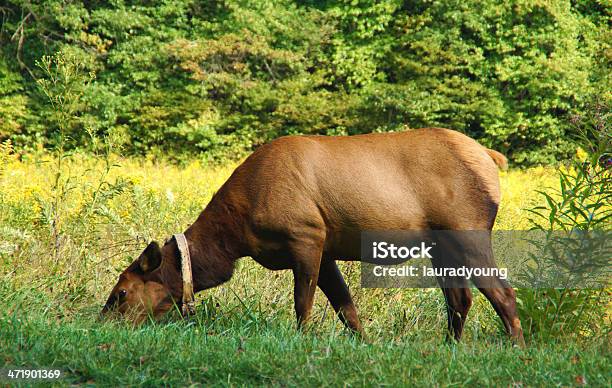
102;128;525;346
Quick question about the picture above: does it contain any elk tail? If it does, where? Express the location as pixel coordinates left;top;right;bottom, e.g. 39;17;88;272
485;148;508;171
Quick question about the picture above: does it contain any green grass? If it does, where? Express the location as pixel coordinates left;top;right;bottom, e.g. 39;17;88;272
0;153;610;386
2;302;610;387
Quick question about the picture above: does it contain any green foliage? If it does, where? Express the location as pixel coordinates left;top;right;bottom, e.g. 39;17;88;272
0;0;610;164
517;101;611;340
516;288;608;339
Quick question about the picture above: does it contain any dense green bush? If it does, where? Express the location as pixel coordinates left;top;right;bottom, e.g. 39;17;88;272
0;0;609;164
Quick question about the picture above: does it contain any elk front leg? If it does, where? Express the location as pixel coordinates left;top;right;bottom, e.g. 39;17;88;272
291;242;323;330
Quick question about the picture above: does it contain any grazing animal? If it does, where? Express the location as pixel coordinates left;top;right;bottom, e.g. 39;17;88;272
101;128;525;346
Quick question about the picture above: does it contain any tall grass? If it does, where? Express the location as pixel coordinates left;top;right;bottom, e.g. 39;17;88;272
2;152;611;385
0;147;562;336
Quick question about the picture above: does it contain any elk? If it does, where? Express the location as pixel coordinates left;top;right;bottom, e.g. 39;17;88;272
101;128;525;347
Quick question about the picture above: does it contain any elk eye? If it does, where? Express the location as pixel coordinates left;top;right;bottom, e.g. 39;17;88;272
118;289;127;299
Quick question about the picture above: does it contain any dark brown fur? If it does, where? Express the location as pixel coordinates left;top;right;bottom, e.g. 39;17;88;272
102;128;525;346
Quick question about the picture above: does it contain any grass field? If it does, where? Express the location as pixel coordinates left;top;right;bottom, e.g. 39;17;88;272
0;152;610;386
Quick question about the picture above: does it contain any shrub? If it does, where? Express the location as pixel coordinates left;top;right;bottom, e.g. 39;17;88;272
516;100;611;340
0;0;609;164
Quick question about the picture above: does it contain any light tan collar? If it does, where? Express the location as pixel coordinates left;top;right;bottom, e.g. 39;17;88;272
173;233;195;316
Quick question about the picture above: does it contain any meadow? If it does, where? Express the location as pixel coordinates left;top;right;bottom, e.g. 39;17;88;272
0;149;610;386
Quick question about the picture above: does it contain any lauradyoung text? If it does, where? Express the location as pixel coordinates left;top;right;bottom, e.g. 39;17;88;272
372;265;509;280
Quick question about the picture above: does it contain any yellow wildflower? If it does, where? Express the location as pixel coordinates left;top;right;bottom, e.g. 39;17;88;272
576;147;588;163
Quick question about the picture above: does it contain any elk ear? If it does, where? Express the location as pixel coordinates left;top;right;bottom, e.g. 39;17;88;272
139;241;162;273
